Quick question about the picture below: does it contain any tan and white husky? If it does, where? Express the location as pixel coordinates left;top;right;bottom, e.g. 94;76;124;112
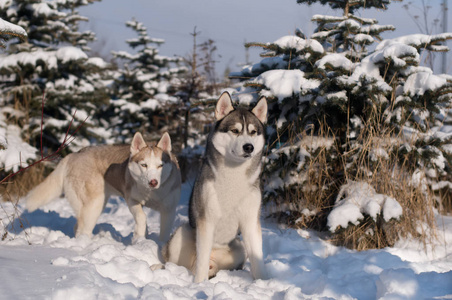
25;132;181;242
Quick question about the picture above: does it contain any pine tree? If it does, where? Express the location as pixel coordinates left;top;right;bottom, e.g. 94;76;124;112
0;17;36;175
0;0;109;157
231;0;452;247
106;19;186;143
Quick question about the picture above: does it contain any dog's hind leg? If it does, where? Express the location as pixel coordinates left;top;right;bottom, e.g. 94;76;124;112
209;238;246;278
162;224;196;272
78;195;105;237
64;178;92;237
64;182;84;237
163;224;246;279
73;180;105;237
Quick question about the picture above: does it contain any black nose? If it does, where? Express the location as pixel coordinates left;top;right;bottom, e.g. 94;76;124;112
243;143;254;154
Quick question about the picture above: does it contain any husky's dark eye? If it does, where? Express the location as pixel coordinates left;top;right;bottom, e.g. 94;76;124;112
158;164;163;169
140;163;148;168
231;129;240;134
250;130;257;135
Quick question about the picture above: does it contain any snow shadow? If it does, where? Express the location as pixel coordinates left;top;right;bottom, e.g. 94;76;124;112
13;208;130;243
12;209;77;237
92;222;133;244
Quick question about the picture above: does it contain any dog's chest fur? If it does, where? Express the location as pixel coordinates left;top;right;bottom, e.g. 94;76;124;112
212;159;258;202
195;154;261;245
129;179;170;209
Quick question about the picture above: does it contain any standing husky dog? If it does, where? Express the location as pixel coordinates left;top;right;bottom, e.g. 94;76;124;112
162;92;268;282
26;132;181;242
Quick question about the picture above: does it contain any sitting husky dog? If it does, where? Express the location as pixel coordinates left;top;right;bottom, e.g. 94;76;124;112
162;92;268;282
26;132;181;242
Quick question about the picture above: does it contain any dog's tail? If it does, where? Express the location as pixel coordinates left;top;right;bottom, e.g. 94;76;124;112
25;156;69;212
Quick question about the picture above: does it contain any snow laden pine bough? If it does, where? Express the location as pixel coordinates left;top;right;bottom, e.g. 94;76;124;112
327;181;403;232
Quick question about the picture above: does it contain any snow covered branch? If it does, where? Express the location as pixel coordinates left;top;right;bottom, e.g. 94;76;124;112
0;18;27;48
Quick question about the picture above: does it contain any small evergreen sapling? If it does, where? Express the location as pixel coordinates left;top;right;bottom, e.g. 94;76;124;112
107;19;186;143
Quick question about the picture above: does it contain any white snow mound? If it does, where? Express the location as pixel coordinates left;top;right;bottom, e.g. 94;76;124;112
328;181;403;231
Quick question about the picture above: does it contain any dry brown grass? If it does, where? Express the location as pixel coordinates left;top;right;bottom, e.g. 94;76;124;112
0;163;49;202
286;134;339;231
1;162;48;241
276;118;440;250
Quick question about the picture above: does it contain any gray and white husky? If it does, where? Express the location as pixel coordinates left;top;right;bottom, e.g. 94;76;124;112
25;132;181;242
161;92;268;282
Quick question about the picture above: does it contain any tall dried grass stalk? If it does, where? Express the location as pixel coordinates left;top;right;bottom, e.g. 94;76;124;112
283;115;439;250
0;163;48;200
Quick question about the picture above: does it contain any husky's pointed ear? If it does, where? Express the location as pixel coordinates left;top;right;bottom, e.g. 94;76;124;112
130;132;147;156
157;132;172;152
215;92;234;121
251;96;268;124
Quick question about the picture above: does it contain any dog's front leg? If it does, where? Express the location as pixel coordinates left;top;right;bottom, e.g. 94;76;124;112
241;219;267;280
126;198;147;242
159;207;176;243
159;188;180;243
194;218;215;282
240;192;268;280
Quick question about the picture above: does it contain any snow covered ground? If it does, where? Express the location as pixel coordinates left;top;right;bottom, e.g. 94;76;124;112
1;181;451;299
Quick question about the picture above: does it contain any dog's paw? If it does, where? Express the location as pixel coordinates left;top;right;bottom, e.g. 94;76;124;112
150;263;165;271
208;261;219;279
194;275;207;283
132;235;146;245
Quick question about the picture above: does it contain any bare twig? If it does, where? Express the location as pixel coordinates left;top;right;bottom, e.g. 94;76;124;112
1;95;88;186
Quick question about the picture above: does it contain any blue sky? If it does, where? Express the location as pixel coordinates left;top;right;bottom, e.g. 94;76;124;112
79;0;451;75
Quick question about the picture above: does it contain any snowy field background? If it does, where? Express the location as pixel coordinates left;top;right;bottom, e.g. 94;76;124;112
1;180;452;299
